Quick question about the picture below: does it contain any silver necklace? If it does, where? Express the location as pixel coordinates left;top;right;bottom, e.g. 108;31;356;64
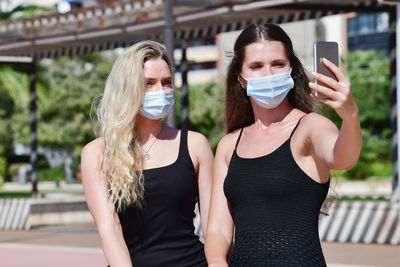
142;125;164;161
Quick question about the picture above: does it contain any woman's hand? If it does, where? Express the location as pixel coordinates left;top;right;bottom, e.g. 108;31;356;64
309;57;359;122
307;58;362;170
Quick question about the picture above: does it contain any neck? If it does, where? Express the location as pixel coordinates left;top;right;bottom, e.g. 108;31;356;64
251;98;294;130
135;115;164;143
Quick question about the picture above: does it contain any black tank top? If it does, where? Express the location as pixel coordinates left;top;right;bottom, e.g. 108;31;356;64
224;117;329;267
118;129;207;267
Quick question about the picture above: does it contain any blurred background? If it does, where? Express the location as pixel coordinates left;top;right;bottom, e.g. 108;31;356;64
0;0;399;266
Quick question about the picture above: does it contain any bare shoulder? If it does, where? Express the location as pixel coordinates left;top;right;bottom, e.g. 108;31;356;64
187;131;213;172
187;130;210;148
83;137;103;153
302;112;338;132
217;129;241;150
215;129;241;162
81;138;104;170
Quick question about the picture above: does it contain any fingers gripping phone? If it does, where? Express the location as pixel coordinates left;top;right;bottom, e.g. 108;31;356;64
313;41;339;99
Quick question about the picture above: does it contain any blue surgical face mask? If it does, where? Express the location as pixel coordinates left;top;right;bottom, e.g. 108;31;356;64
139;89;174;120
241;69;294;109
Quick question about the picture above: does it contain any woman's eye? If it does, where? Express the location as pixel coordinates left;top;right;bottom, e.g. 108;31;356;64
273;63;285;67
250;65;261;70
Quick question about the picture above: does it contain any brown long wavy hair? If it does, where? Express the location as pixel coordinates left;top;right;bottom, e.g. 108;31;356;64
226;23;313;133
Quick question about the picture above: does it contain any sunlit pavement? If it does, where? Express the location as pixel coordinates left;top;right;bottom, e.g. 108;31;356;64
0;223;399;267
322;242;400;267
0;244;106;267
0;224;107;267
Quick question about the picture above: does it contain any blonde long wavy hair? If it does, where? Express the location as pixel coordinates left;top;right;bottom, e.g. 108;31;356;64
96;41;172;211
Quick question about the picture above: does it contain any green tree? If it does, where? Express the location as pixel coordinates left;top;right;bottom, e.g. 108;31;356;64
0;52;115;183
0;4;52;20
0;65;28;183
0;65;30;144
330;50;391;179
176;80;225;151
0;2;55;183
36;53;114;153
0;77;13;183
330;50;390;136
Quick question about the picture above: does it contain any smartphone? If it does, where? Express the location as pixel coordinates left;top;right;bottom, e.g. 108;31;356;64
313;41;339;99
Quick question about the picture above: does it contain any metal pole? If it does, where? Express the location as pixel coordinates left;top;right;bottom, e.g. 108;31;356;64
29;61;38;198
181;41;189;129
390;8;398;195
396;5;400;244
164;0;176;127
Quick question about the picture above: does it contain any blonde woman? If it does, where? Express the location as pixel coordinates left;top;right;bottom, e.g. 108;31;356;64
81;41;213;267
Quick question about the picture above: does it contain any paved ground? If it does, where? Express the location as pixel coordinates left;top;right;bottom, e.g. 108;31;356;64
0;224;107;267
0;223;399;267
321;242;400;267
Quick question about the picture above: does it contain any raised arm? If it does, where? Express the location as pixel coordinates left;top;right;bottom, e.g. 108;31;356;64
81;139;132;267
188;131;214;236
205;135;236;267
309;57;362;170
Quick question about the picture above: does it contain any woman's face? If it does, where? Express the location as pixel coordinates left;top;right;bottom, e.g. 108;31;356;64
143;57;172;92
241;40;290;79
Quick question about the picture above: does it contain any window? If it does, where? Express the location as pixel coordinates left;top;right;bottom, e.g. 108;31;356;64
358;14;375;35
376;12;389;33
348;18;358;37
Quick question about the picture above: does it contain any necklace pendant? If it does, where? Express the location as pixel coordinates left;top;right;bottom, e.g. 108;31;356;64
143;153;151;160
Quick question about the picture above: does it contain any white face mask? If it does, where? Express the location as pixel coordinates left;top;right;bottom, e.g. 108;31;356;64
241;69;294;109
139;89;174;120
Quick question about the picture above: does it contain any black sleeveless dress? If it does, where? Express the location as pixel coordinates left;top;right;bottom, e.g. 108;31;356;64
117;129;207;267
224;117;329;267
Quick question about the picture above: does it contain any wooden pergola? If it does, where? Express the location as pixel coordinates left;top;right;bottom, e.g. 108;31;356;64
0;0;398;207
0;0;394;58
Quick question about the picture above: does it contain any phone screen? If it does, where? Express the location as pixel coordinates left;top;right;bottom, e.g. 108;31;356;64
313;41;339;98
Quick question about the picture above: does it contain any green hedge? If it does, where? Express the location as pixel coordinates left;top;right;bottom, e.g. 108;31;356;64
38;165;65;182
330;130;392;180
0;157;6;185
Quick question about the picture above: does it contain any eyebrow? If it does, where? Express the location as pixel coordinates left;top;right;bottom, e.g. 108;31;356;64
145;76;172;80
247;59;288;65
271;59;287;63
247;60;264;65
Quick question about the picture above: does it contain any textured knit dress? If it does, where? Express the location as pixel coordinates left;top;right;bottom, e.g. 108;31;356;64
118;129;207;267
224;118;330;266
